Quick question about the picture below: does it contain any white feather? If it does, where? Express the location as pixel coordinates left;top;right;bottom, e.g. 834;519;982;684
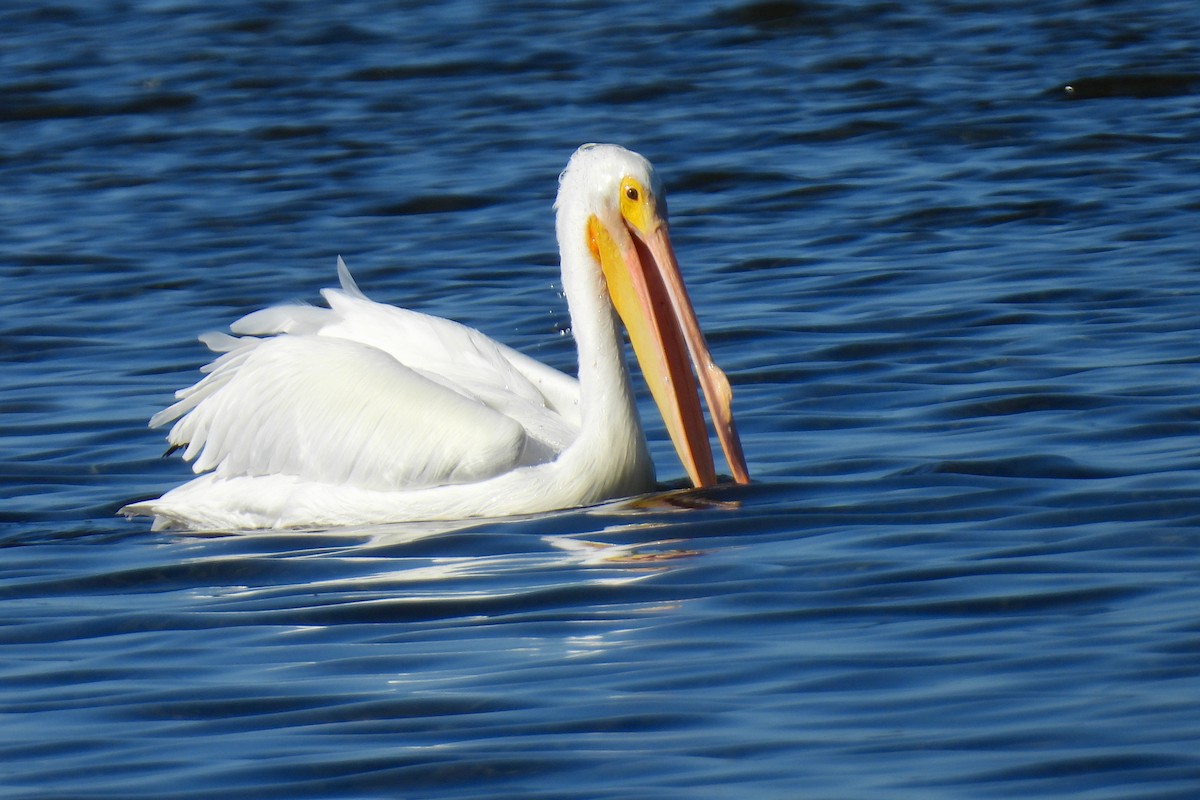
158;277;577;488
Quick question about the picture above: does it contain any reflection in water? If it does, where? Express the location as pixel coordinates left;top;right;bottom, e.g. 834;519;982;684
545;533;700;566
171;502;708;612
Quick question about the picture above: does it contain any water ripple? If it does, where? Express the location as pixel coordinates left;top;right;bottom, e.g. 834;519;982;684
4;0;1200;797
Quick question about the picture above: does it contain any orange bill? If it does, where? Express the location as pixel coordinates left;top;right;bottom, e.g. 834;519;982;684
588;188;750;488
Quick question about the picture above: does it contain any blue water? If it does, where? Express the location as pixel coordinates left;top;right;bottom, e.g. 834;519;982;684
4;0;1200;797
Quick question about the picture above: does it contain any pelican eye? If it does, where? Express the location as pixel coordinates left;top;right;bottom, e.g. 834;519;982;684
624;185;639;202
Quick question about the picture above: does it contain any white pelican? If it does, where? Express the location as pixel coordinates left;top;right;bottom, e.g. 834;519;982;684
123;144;749;530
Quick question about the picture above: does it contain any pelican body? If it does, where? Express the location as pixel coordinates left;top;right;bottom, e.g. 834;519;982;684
123;144;749;530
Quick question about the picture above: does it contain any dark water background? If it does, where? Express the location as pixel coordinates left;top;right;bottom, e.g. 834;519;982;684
4;1;1200;797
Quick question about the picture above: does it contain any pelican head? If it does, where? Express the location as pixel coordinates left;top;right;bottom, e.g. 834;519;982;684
556;143;749;488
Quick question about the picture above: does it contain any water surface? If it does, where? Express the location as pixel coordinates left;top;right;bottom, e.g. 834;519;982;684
3;1;1200;797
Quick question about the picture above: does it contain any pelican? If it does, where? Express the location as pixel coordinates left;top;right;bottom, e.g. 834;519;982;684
122;144;749;530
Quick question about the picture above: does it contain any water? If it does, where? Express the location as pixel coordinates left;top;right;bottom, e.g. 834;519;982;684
3;0;1200;797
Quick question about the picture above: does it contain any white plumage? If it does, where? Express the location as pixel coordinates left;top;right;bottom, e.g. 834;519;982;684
123;145;747;530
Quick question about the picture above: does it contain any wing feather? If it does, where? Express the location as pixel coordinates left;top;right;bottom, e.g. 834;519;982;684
155;260;582;491
161;335;529;490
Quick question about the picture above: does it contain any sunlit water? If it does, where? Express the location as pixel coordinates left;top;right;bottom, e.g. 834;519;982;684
3;1;1200;797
